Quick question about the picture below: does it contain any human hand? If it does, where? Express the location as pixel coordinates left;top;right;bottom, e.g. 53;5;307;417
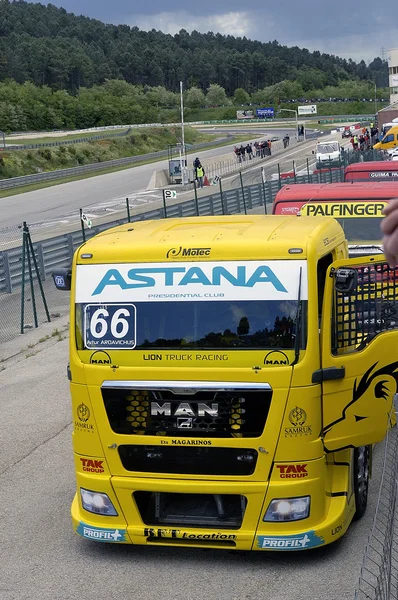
381;199;398;267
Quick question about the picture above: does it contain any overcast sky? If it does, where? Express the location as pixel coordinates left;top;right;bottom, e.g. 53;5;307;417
27;0;398;63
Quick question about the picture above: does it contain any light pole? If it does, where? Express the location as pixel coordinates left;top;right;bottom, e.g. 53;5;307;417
278;108;299;141
179;81;188;184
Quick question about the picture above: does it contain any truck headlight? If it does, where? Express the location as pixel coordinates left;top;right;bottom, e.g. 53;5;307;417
80;488;118;516
263;496;310;522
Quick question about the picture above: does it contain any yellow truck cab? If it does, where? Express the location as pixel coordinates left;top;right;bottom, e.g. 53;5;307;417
54;215;398;551
374;125;398;151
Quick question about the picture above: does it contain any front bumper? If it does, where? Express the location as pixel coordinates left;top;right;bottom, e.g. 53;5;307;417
71;460;355;551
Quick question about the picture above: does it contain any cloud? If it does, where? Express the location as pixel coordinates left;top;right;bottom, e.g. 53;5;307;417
284;30;398;63
128;10;253;38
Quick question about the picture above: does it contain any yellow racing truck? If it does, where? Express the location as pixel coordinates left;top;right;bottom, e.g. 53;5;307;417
53;215;398;551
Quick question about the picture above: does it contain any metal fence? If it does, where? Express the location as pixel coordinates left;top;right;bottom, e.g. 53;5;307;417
354;421;398;599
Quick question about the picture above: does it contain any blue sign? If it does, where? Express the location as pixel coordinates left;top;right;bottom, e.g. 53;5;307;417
84;303;136;350
257;531;325;550
77;522;127;542
256;107;274;118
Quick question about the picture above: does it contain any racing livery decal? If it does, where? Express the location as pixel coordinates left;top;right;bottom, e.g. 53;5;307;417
323;361;398;452
76;523;127;542
257;531;325;550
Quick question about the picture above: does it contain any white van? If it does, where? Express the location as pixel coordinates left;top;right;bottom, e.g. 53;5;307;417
314;140;343;169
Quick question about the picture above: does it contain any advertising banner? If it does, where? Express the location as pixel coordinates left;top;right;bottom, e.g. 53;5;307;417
236;110;254;120
256;108;275;118
297;105;317;116
75;261;308;303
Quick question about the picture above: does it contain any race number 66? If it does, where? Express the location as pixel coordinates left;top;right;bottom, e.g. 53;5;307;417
84;304;136;350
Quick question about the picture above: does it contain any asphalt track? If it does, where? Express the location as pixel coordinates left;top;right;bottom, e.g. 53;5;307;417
0;323;385;600
0;128;296;229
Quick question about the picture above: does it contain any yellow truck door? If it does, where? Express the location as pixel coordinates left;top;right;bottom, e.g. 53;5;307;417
319;256;398;452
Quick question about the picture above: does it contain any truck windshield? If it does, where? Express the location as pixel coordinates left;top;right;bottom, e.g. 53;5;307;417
317;143;339;154
334;217;382;242
75;260;308;353
76;300;307;350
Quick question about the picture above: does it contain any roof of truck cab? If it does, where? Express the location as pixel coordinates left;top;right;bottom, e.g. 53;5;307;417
274;182;398;204
76;215;345;263
344;161;398;173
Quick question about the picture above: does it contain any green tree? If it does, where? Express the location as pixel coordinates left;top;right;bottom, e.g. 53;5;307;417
233;88;250;105
206;83;229;106
185;86;205;108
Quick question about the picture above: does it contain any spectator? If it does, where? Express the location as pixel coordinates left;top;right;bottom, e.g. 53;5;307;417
246;143;253;160
196;164;205;188
353;135;359;151
381;199;398;267
193;157;201;170
267;140;272;156
239;145;246;161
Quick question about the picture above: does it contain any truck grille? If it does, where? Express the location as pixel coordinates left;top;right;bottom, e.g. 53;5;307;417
134;491;246;529
118;445;258;475
102;382;271;438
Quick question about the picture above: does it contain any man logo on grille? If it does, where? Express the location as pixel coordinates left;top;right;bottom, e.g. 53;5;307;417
177;418;193;429
150;402;218;418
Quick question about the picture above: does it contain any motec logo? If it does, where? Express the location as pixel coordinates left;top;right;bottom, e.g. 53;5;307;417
166;247;211;258
92;266;288;295
276;464;308;479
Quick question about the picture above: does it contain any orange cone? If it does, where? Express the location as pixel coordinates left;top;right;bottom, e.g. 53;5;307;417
204;175;210;186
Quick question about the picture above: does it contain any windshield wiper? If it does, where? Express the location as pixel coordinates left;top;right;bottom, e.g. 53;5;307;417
291;267;302;367
349;244;383;250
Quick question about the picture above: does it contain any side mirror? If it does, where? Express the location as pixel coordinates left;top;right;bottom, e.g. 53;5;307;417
52;268;72;291
333;268;358;294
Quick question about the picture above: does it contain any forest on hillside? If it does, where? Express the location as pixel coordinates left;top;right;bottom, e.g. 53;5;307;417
0;1;389;94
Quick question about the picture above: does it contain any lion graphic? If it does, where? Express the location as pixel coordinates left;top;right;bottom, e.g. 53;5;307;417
323;361;398;452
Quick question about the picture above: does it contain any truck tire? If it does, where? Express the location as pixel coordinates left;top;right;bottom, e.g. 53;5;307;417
353;445;370;521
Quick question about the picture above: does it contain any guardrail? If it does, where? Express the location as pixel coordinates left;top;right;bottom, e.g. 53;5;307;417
0;136;232;191
5;114;375;140
5;127;132;150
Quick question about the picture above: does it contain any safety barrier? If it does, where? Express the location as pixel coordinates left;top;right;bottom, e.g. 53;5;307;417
6;127;132;150
0;136;232;190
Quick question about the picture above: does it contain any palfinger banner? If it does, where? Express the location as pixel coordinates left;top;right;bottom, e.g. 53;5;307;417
300;202;388;217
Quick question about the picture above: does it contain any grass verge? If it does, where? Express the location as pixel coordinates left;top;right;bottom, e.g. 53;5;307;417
6;128;131;146
0;134;252;199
